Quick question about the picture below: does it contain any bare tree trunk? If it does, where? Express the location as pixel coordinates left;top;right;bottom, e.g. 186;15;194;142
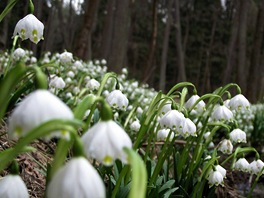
100;0;115;60
0;12;10;50
142;0;158;83
75;0;100;60
201;12;217;94
174;0;186;82
246;1;264;102
237;0;249;92
107;0;130;73
42;7;57;52
159;0;173;91
223;1;240;85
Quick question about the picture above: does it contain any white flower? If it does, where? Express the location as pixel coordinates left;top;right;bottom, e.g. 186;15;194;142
122;68;128;74
159;110;185;132
86;79;100;91
30;57;37;63
157;129;174;141
208;142;215;148
81;120;132;166
49;75;66;89
223;99;230;108
160;103;171;115
215;165;226;178
185;95;205;113
13;14;44;44
8;90;73;140
67;71;75;78
101;59;107;65
130;120;141;132
13;48;26;60
180;118;197;138
136;107;143;115
59;52;73;65
106;90;129;111
249;159;264;175
218;139;233;154
230;128;247;143
207;170;224;188
203;132;211;139
211;105;233;122
73;60;83;69
65;92;73;99
234;158;249;172
229;94;250;111
47;157;106;198
0;175;29;198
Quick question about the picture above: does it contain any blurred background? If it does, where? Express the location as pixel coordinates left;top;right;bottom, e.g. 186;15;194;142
0;0;263;103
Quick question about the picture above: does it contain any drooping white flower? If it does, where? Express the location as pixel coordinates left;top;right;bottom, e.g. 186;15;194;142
230;128;247;143
0;175;29;198
13;48;26;61
234;158;249;172
13;14;44;44
208;142;215;149
203;131;211;140
136;107;143;115
122;68;128;74
67;71;75;78
159;110;185;132
185;95;205;114
218;139;233;154
49;75;66;89
180;118;197;138
157;129;174;141
8;90;73;140
47;157;106;198
223;99;230;108
81;120;132;166
59;52;73;65
73;60;83;69
229;94;250;111
215;165;226;178
130;119;141;132
211;105;233;122
207;170;224;188
86;79;100;91
101;59;107;65
249;159;264;175
160;103;172;116
106;90;129;111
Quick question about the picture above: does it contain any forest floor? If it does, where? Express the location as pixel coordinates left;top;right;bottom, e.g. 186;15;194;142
1;120;264;198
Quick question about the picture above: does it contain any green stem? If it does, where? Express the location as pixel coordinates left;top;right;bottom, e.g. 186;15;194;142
111;165;129;198
0;119;83;172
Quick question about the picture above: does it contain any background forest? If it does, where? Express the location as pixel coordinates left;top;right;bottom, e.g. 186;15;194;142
0;0;263;103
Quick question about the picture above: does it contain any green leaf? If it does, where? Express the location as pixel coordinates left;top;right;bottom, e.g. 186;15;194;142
159;180;175;193
0;62;27;120
124;148;147;198
0;0;18;23
163;187;179;198
73;94;96;120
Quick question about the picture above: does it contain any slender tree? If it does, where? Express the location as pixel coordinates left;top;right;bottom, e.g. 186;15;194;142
246;1;264;102
174;0;186;82
75;0;100;60
159;0;173;91
100;0;115;61
237;0;249;93
142;0;158;83
107;0;130;73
